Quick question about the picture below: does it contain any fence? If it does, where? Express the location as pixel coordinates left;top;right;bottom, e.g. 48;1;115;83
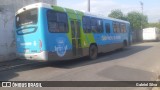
132;30;143;43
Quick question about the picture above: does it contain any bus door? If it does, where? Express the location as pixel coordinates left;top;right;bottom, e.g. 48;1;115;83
70;20;82;57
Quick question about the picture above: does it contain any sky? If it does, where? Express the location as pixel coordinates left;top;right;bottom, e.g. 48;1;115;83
57;0;160;23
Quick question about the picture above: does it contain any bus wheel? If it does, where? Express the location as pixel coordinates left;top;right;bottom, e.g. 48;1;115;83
123;40;127;47
89;45;98;60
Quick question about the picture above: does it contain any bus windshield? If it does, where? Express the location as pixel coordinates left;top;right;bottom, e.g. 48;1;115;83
16;8;38;28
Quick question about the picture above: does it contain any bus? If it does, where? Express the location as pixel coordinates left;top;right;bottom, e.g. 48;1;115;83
143;27;160;41
15;3;132;61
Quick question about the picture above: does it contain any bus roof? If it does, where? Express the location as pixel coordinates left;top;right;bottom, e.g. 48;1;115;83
16;3;129;24
16;3;52;15
84;12;129;23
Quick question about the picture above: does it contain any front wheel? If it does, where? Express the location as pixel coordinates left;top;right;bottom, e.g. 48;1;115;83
89;45;98;60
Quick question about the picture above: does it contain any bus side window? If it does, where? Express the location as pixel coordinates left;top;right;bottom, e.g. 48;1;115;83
121;23;126;33
105;23;110;33
91;18;103;33
116;23;120;33
91;18;97;33
82;16;91;33
97;19;103;33
47;10;68;33
113;22;117;33
57;13;68;33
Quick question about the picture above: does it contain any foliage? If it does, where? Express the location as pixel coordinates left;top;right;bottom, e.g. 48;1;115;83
108;9;127;20
108;10;148;30
127;11;148;30
148;23;160;29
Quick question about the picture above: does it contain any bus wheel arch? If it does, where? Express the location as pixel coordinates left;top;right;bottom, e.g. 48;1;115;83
89;43;98;60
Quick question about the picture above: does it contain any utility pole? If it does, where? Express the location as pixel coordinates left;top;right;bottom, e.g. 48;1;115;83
140;1;143;14
140;1;143;30
88;0;90;12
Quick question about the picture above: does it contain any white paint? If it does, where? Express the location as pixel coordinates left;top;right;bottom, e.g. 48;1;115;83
33;41;37;46
20;42;32;46
101;35;121;41
54;38;68;57
18;51;48;60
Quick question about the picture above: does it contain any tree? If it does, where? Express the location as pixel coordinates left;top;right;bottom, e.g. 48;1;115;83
127;11;148;30
108;9;127;20
148;23;160;29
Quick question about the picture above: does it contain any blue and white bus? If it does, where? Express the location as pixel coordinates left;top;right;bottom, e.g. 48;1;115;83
15;3;132;61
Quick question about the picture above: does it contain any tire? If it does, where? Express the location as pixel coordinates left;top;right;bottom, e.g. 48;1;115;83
123;40;127;47
89;45;98;60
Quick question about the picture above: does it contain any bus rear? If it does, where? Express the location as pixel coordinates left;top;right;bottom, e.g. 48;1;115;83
15;4;49;60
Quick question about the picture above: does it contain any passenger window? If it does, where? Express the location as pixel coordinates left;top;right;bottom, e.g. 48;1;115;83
121;23;126;33
91;18;97;33
113;22;120;33
113;22;117;33
105;23;110;33
47;10;68;33
83;16;91;33
116;23;120;33
97;19;103;33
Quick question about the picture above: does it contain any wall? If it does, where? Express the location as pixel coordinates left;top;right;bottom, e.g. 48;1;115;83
0;0;57;62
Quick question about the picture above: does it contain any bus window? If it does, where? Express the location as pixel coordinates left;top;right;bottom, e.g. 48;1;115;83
121;23;126;33
113;22;117;33
16;8;38;28
90;18;103;33
105;23;110;33
91;18;97;33
97;19;103;33
57;13;67;23
47;10;68;33
116;23;120;33
113;22;121;33
82;16;91;33
47;11;57;21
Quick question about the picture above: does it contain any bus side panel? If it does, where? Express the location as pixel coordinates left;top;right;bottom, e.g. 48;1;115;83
42;8;73;61
93;20;129;53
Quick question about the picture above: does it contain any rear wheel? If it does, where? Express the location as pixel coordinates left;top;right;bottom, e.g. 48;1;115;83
123;40;128;47
89;45;98;60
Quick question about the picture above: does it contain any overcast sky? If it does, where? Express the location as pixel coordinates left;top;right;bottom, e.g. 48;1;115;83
57;0;160;23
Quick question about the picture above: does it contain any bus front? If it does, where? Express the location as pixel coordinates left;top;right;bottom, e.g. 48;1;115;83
15;4;48;60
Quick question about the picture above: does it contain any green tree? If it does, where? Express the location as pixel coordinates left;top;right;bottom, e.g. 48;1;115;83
127;11;148;30
148;23;160;29
108;9;127;20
